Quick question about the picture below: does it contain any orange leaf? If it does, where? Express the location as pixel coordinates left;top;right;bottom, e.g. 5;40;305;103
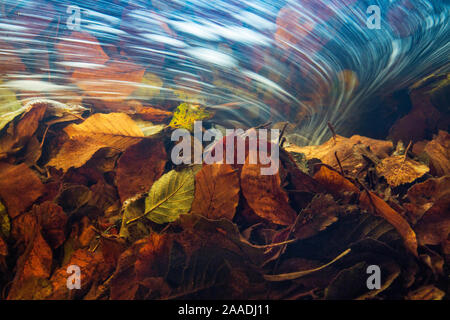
48;249;102;299
0;163;44;218
7;209;52;299
287;135;393;176
0;101;47;159
360;190;418;256
134;105;173;123
135;233;171;280
191;164;240;220
313;165;359;196
116;139;167;203
423;130;450;177
241;161;297;226
39;202;68;249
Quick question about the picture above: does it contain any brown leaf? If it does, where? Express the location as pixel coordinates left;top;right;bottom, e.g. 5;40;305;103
135;233;172;280
48;249;102;299
293;194;341;240
116;139;166;203
407;285;445;300
360;190;418;256
0;236;7;257
280;149;324;194
0;101;47;159
39;201;68;249
89;179;121;215
190;164;240;220
405;176;450;222
241;161;297;225
134;105;173;123
287;135;393;176
7;210;52;299
423;130;450;176
376;155;429;187
48;113;144;171
389;90;442;143
313;165;359;197
0;162;45;218
414;196;450;247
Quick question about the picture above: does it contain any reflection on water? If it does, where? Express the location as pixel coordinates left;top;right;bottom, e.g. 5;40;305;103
0;0;448;144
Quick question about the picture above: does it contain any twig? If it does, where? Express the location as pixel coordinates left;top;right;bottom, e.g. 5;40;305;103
327;121;337;143
334;151;344;175
403;140;412;162
278;122;289;146
255;121;272;129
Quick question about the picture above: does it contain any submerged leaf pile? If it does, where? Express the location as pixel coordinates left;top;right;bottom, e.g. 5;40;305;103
0;94;448;300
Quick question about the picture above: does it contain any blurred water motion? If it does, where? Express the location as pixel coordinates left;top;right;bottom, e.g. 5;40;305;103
0;0;448;144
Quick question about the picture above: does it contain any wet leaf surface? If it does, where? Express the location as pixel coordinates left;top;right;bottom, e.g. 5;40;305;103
0;90;448;300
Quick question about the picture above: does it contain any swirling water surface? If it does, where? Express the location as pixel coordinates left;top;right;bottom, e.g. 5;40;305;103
0;0;448;144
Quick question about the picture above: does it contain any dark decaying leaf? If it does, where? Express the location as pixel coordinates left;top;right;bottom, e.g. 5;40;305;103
241;161;297;226
116;139;167;203
0;162;45;218
190;164;240;220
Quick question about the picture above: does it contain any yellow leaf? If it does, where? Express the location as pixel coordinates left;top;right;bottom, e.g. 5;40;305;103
376;155;429;187
0;84;23;131
48;113;144;171
169;103;212;131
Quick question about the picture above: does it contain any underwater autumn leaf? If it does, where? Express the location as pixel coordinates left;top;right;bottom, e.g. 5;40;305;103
169;103;212;131
388;90;442;144
7;210;52;300
376;155;429;187
0;162;45;218
423;130;450;177
240;160;297;226
48;249;103;300
405;176;450;222
71;59;145;102
116;139;167;203
360;190;418;256
133;105;173;123
38;201;68;249
0;201;10;239
287;135;393;176
0;100;47;159
135;233;172;280
406;285;446;300
293;194;341;240
414;195;450;247
127;168;195;225
0;83;23;131
313;165;359;197
190;164;240;220
47;112;144;171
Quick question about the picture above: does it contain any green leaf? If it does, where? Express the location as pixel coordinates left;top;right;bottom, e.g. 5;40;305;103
0;84;23;131
144;168;195;224
169;103;212;131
